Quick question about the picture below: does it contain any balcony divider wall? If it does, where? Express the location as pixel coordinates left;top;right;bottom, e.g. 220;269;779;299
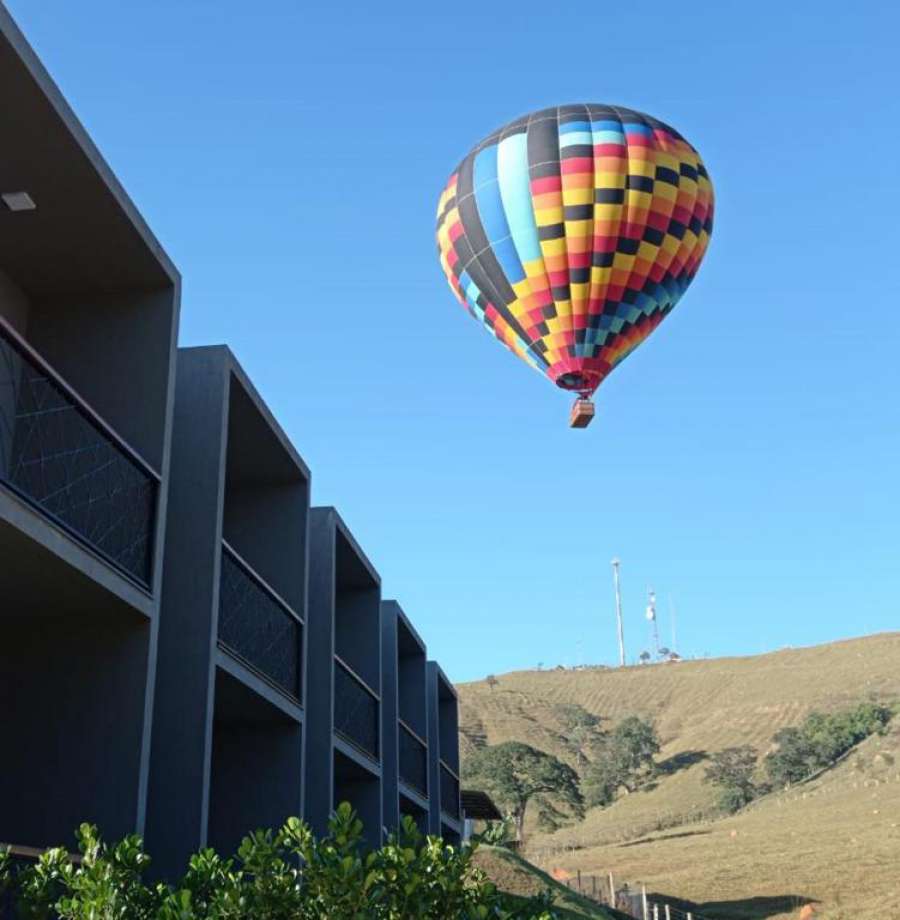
427;662;462;843
305;507;383;849
145;347;309;881
0;3;179;853
381;601;430;836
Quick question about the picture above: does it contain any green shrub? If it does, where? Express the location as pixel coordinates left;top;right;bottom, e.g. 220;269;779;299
766;701;893;787
473;818;515;848
1;805;558;919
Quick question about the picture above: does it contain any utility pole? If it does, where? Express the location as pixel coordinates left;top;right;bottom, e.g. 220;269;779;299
611;558;626;667
669;594;677;653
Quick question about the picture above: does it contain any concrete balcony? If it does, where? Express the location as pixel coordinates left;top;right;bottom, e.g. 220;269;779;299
0;4;179;852
306;507;383;849
427;662;461;843
146;346;309;880
381;601;430;835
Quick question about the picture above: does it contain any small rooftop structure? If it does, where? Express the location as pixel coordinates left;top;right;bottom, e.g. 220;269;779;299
461;789;502;822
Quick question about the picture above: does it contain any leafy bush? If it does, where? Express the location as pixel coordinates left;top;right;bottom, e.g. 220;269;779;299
473;818;515;848
0;805;558;919
766;701;893;787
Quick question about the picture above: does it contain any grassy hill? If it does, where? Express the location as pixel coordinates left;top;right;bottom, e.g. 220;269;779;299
458;632;900;919
472;845;624;919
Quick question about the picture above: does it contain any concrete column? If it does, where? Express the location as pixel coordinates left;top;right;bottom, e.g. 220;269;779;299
426;662;441;836
303;509;336;839
380;602;400;836
145;350;228;880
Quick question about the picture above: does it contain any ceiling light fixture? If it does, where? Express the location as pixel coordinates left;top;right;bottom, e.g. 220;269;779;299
2;191;37;212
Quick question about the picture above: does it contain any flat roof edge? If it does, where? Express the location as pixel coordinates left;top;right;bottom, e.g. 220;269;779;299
312;506;382;587
0;2;180;285
428;660;457;699
176;345;312;482
384;600;427;654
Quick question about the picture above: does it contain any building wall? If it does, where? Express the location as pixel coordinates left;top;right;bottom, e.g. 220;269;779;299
0;608;150;847
0;268;30;334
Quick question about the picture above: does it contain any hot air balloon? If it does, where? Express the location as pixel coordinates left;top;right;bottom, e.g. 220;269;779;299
435;104;714;428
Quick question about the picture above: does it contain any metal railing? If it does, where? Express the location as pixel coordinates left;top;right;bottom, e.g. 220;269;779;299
334;655;379;761
218;541;303;702
0;317;159;588
440;760;460;820
398;719;428;797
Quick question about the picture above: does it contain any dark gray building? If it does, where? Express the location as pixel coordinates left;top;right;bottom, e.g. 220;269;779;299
381;601;430;835
305;507;384;849
0;4;180;850
427;662;462;843
145;346;309;879
0;1;461;875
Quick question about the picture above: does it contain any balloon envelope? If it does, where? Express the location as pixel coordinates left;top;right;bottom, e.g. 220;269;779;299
436;104;714;397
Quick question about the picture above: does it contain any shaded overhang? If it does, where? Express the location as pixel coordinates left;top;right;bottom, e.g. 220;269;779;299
461;789;503;822
0;5;179;296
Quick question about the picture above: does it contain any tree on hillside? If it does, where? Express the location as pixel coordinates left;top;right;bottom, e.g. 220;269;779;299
765;726;818;786
486;674;499;691
703;746;761;813
583;716;660;806
462;741;584;842
766;702;892;787
554;703;604;765
639;651;651;664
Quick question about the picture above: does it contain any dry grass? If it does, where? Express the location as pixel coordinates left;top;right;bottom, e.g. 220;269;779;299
458;632;900;919
472;845;619;919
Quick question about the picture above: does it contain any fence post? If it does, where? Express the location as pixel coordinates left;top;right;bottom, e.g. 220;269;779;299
687;913;694;920
653;904;660;920
665;905;672;920
592;875;597;899
642;885;649;920
609;872;615;906
577;869;581;892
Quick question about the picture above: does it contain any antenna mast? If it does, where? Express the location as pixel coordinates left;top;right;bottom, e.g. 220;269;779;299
611;558;626;667
646;588;659;656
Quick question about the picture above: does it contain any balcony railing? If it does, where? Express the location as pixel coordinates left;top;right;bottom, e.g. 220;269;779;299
218;541;303;702
440;760;460;821
398;719;428;798
334;655;379;761
0;317;159;587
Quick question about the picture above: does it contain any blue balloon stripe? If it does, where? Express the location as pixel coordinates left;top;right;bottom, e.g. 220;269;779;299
473;146;526;285
496;132;542;267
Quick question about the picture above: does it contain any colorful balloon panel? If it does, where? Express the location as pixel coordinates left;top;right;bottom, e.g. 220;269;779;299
435;104;714;396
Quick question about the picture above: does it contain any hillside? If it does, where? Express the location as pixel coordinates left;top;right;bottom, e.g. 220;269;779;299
457;632;900;919
472;845;621;919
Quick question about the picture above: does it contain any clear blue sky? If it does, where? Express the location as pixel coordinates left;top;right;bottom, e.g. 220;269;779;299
10;0;899;682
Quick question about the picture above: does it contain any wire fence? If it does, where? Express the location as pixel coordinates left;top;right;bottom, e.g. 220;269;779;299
556;868;717;920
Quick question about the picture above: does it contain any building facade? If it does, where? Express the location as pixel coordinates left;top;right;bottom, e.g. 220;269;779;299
0;2;179;851
0;1;460;880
